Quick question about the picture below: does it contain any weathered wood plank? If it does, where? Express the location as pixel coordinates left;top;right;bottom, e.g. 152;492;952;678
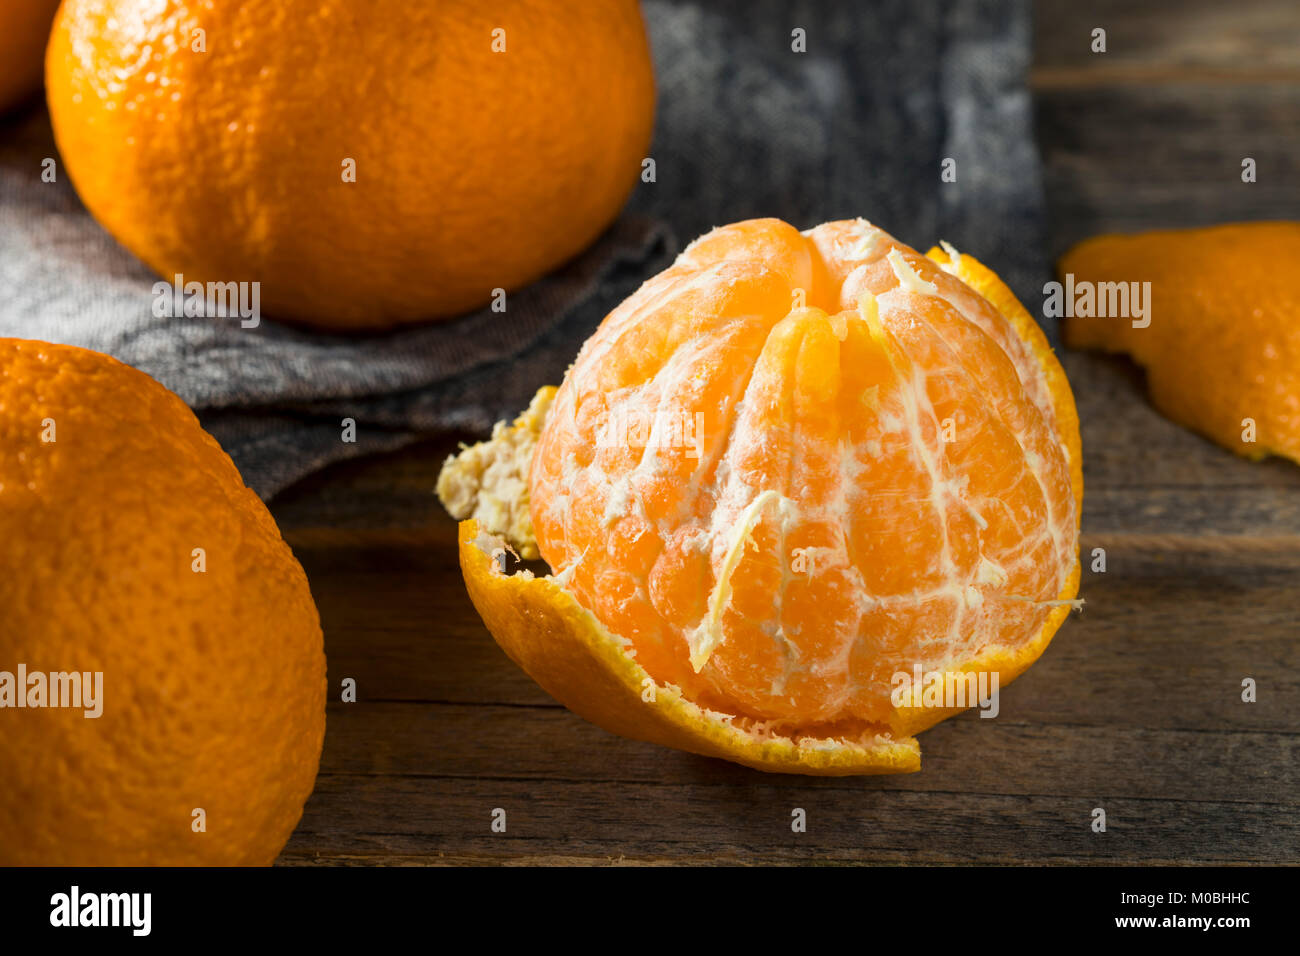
309;701;1300;805
1035;85;1300;258
1034;0;1300;78
280;775;1298;865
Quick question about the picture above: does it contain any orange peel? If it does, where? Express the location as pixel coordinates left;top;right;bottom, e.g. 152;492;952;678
1060;221;1300;464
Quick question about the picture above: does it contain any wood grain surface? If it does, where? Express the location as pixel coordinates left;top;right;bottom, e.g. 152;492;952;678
272;1;1300;865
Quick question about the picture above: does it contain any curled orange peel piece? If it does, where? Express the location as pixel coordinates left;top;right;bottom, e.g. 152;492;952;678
1059;222;1300;464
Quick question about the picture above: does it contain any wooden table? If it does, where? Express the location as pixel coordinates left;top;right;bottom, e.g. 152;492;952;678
275;0;1300;865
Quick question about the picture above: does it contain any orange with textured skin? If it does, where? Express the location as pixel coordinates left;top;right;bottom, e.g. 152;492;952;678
459;218;1082;774
0;339;325;864
1062;222;1300;464
0;0;60;113
45;0;655;330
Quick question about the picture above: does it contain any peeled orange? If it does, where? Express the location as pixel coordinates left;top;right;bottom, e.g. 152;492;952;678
445;218;1082;774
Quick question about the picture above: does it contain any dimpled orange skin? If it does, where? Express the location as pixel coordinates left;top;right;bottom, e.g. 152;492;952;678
528;219;1081;744
1062;222;1300;464
0;339;325;865
0;0;60;114
44;0;655;330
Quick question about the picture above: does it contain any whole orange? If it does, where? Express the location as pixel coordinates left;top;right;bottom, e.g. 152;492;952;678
45;0;655;330
0;0;60;114
0;339;325;865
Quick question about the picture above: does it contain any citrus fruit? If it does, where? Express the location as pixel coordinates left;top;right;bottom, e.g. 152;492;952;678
446;218;1083;774
0;0;60;114
44;0;655;330
0;339;325;865
1061;221;1300;464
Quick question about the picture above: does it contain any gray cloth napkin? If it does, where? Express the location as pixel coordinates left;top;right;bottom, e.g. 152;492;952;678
0;0;1046;499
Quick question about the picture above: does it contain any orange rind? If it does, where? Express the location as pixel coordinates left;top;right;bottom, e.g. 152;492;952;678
1061;221;1300;464
444;218;1083;774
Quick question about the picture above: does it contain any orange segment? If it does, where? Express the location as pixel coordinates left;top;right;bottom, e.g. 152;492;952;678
1059;222;1300;463
927;243;1083;512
